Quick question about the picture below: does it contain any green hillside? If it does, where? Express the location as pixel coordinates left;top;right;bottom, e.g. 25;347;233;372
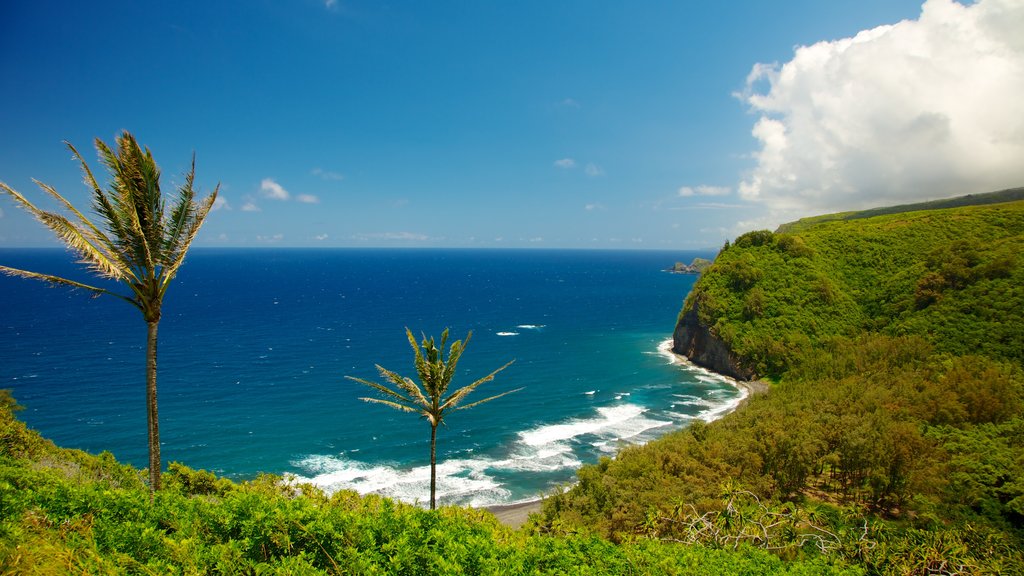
539;199;1024;574
776;187;1024;234
691;200;1024;378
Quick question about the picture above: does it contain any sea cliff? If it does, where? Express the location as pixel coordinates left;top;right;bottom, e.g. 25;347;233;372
671;296;755;381
671;191;1024;380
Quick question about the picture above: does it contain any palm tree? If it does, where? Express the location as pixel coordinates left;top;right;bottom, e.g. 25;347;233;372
0;131;218;493
347;328;519;509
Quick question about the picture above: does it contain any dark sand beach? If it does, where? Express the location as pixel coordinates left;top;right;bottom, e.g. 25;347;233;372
486;500;544;529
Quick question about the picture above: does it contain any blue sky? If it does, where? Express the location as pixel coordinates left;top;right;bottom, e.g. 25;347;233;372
2;1;1022;249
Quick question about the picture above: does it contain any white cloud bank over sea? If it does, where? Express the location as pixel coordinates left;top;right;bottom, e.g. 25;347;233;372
739;0;1024;218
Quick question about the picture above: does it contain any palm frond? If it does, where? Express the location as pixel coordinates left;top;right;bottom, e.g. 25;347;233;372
159;185;217;296
406;328;431;387
346;375;419;410
360;397;421;414
30;180;134;282
454;387;524;412
0;265;134;305
162;155;197;265
95;136;156;276
440;360;516;411
66;141;131;252
134;138;167;254
441;331;471;390
375;365;430;408
0;182;132;283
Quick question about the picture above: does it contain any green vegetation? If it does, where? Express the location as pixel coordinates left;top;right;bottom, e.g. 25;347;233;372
347;328;519;510
689;200;1024;379
1;390;859;574
776;187;1024;233
0;132;218;493
4;192;1023;573
540;199;1024;574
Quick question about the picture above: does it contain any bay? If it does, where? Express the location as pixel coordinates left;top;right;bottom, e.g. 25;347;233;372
0;248;740;506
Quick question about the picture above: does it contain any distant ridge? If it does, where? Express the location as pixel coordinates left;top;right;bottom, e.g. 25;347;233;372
777;186;1024;233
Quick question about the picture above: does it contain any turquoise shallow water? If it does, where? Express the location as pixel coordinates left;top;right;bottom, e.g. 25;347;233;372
0;248;740;506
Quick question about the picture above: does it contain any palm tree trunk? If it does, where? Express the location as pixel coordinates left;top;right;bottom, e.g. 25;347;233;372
147;319;161;493
429;423;437;510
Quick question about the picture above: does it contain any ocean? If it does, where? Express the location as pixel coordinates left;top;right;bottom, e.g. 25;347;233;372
0;248;741;507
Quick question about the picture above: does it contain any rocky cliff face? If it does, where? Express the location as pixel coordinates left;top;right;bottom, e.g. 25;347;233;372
672;296;756;381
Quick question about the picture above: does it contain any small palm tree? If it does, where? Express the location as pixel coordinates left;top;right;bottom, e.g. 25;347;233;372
347;328;519;509
0;131;218;493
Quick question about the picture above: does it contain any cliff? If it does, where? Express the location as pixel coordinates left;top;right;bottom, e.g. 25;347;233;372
672;296;754;381
671;194;1024;380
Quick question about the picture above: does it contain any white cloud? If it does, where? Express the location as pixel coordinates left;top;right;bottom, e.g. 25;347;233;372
738;0;1024;214
315;234;329;241
311;168;345;181
257;234;284;242
559;98;581;109
296;194;320;204
260;178;290;200
211;196;230;211
324;0;337;8
678;185;730;197
584;163;604;177
554;158;576;169
528;237;544;243
584;203;606;211
241;202;261;212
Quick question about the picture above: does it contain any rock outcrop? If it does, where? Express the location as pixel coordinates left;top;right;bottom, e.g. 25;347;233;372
672;296;756;381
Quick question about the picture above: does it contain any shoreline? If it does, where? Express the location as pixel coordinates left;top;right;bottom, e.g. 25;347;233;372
655;338;768;404
484;499;544;529
483;341;765;529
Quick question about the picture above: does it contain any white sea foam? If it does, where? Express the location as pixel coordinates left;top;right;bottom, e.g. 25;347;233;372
496;331;519;336
292;453;512;508
293;339;751;508
657;338;748;420
516;324;546;330
671;394;717;408
519;404;670;448
293;403;673;507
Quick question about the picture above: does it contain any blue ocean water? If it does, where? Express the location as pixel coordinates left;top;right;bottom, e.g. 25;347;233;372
0;248;741;506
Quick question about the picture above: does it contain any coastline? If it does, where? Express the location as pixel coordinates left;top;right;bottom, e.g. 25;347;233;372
485;499;544;529
484;340;765;528
655;338;768;407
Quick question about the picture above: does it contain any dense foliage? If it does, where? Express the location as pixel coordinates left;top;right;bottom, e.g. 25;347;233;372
1;390;859;574
539;200;1024;574
690;201;1024;378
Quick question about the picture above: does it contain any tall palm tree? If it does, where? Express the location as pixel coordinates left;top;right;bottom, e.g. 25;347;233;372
0;131;218;493
347;328;519;509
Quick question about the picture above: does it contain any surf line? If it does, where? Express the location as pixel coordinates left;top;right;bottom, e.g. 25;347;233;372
656;338;768;416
